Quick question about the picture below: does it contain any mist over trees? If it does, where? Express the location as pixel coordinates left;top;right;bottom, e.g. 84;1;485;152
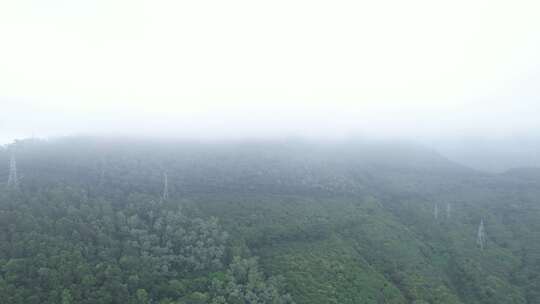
2;0;539;302
428;136;540;173
1;137;540;303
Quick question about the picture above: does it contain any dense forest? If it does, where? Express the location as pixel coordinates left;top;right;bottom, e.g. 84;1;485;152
1;137;540;304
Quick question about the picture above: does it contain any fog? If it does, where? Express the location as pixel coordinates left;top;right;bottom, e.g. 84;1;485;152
1;0;540;171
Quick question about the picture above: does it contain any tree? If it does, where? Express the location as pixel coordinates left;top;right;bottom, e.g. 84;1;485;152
210;257;294;304
61;289;73;304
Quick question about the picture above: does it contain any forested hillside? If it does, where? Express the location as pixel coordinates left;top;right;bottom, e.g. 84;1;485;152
1;137;540;304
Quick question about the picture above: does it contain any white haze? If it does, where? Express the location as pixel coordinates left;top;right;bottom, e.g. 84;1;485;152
1;0;540;169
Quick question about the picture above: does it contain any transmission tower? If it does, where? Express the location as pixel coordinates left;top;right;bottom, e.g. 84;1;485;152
162;172;169;201
98;158;106;187
446;202;451;219
477;219;486;250
434;203;439;220
7;154;18;189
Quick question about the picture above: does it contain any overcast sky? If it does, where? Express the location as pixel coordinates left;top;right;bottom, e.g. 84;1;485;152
1;0;540;144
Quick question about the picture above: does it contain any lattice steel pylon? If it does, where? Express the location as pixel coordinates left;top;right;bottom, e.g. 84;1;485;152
162;172;169;201
98;158;106;187
477;219;486;250
434;203;439;220
7;154;18;189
